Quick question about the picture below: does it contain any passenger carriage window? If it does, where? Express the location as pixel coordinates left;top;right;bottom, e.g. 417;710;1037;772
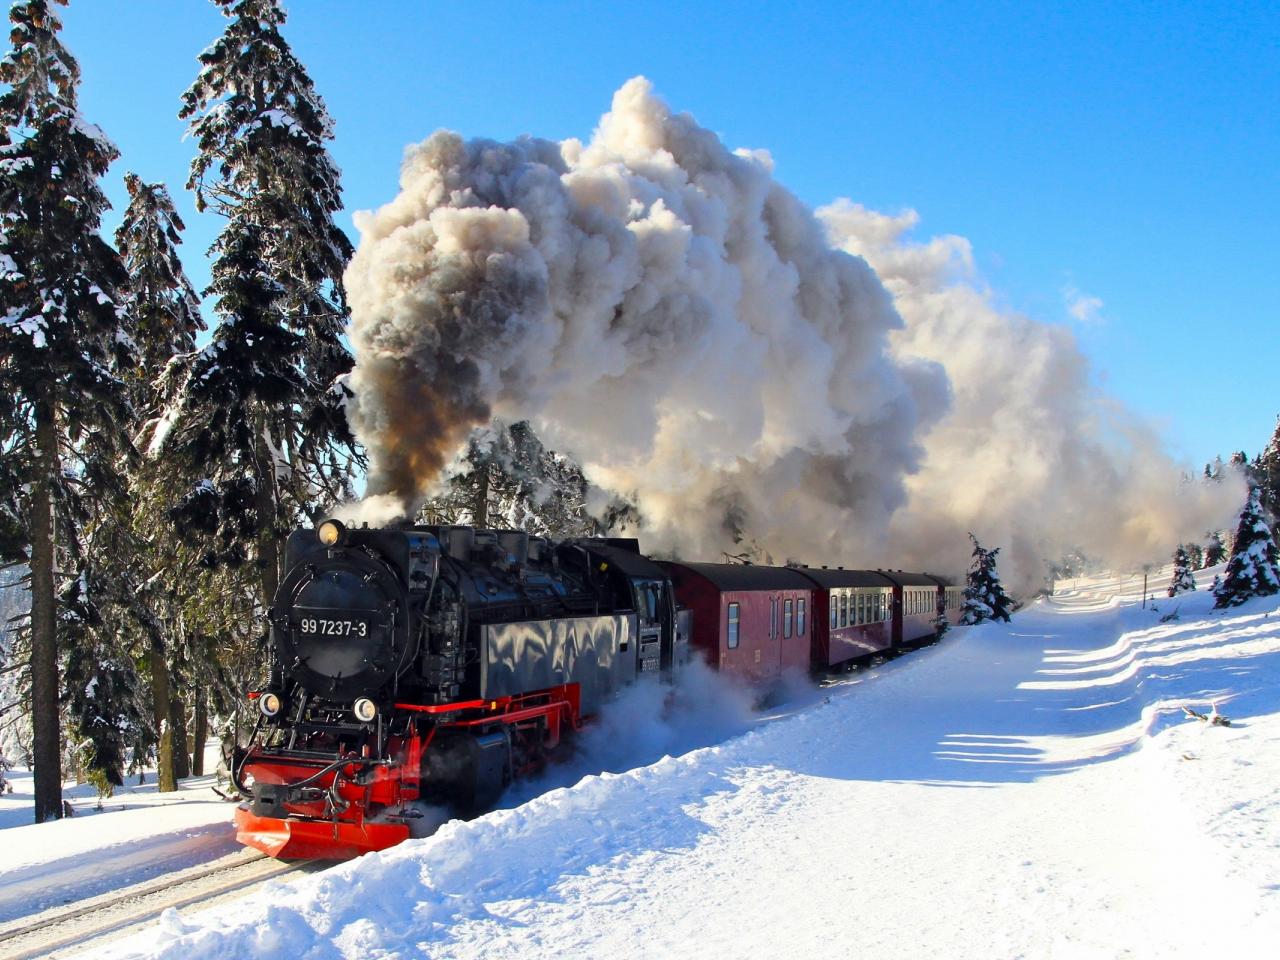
798;598;806;636
839;591;848;627
784;598;793;638
830;595;838;629
727;602;740;649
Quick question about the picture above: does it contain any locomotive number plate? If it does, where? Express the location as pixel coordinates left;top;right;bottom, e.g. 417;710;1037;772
298;617;368;638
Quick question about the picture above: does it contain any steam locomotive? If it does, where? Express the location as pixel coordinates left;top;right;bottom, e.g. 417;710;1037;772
232;520;689;859
233;520;957;859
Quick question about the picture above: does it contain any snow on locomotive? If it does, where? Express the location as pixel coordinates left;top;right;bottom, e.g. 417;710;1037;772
232;520;687;859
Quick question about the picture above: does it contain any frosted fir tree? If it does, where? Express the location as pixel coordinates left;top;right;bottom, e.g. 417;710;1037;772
1167;545;1196;597
1212;487;1280;608
960;534;1015;624
419;420;640;537
1203;531;1227;567
1253;415;1280;523
113;174;209;791
165;0;357;606
0;0;134;822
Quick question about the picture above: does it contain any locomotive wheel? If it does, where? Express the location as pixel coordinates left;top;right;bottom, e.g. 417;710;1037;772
422;728;512;815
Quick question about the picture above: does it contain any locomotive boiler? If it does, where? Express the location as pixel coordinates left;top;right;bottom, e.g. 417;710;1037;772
232;520;687;859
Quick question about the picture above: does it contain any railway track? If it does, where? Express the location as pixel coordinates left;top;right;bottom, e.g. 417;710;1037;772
0;848;321;959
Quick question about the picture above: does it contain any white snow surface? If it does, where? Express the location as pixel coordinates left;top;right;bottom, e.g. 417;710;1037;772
73;569;1280;959
0;745;237;921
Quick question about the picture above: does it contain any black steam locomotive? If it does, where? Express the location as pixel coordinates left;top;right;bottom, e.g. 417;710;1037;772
233;520;688;859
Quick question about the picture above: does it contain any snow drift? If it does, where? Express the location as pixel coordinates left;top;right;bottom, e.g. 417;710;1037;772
341;77;1238;590
98;573;1280;959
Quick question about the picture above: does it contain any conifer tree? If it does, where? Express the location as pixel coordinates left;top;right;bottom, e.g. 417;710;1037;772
1203;531;1227;567
959;534;1015;625
114;174;205;790
165;0;358;610
419;420;640;537
1167;545;1196;597
1212;487;1280;608
1253;416;1280;522
0;0;133;821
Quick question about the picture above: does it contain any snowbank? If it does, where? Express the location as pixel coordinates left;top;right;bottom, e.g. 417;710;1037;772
96;572;1280;959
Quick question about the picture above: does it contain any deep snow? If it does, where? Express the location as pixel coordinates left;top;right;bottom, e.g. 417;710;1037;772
61;568;1278;959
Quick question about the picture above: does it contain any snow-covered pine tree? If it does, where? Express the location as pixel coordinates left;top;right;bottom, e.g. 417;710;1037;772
1203;531;1227;567
58;562;146;789
0;0;134;822
1253;415;1280;523
114;174;206;791
418;420;640;537
1167;545;1196;597
166;0;358;609
959;534;1015;625
1212;486;1280;608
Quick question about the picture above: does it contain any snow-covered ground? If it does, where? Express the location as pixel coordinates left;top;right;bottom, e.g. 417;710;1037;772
0;743;237;921
6;567;1279;958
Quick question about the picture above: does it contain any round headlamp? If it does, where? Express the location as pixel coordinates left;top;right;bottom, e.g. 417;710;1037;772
317;519;346;546
259;692;282;717
353;698;377;723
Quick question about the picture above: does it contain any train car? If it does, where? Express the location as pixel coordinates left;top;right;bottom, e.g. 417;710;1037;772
880;570;944;645
231;522;685;859
659;562;812;686
790;567;896;670
929;575;964;626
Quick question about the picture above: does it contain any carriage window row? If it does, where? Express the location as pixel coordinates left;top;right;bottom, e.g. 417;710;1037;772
905;588;933;616
829;589;890;628
726;597;807;648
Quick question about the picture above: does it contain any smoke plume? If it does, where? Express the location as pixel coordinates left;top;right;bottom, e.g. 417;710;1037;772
344;77;947;556
343;77;1240;590
818;201;1243;591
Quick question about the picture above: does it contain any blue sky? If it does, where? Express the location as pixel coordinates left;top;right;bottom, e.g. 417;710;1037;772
57;0;1278;469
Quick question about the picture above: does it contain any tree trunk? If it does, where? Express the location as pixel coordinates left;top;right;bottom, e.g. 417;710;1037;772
190;689;208;777
29;399;62;823
475;463;489;527
253;419;281;612
149;633;177;792
169;695;191;780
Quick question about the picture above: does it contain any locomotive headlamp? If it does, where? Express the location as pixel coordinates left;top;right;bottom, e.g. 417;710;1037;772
259;692;282;717
353;698;378;723
317;519;346;546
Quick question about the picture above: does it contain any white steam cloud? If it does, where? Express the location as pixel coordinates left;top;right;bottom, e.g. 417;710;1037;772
342;77;1241;592
818;201;1242;591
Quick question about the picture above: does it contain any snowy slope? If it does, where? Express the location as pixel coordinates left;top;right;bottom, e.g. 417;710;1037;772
85;575;1280;958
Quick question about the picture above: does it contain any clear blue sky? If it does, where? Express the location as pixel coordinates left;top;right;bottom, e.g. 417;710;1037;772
57;0;1279;470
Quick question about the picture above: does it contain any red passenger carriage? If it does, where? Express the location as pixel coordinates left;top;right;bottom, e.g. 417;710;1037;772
659;562;813;685
790;568;896;669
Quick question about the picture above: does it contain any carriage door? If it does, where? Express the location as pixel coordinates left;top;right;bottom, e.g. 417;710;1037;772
769;595;783;677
